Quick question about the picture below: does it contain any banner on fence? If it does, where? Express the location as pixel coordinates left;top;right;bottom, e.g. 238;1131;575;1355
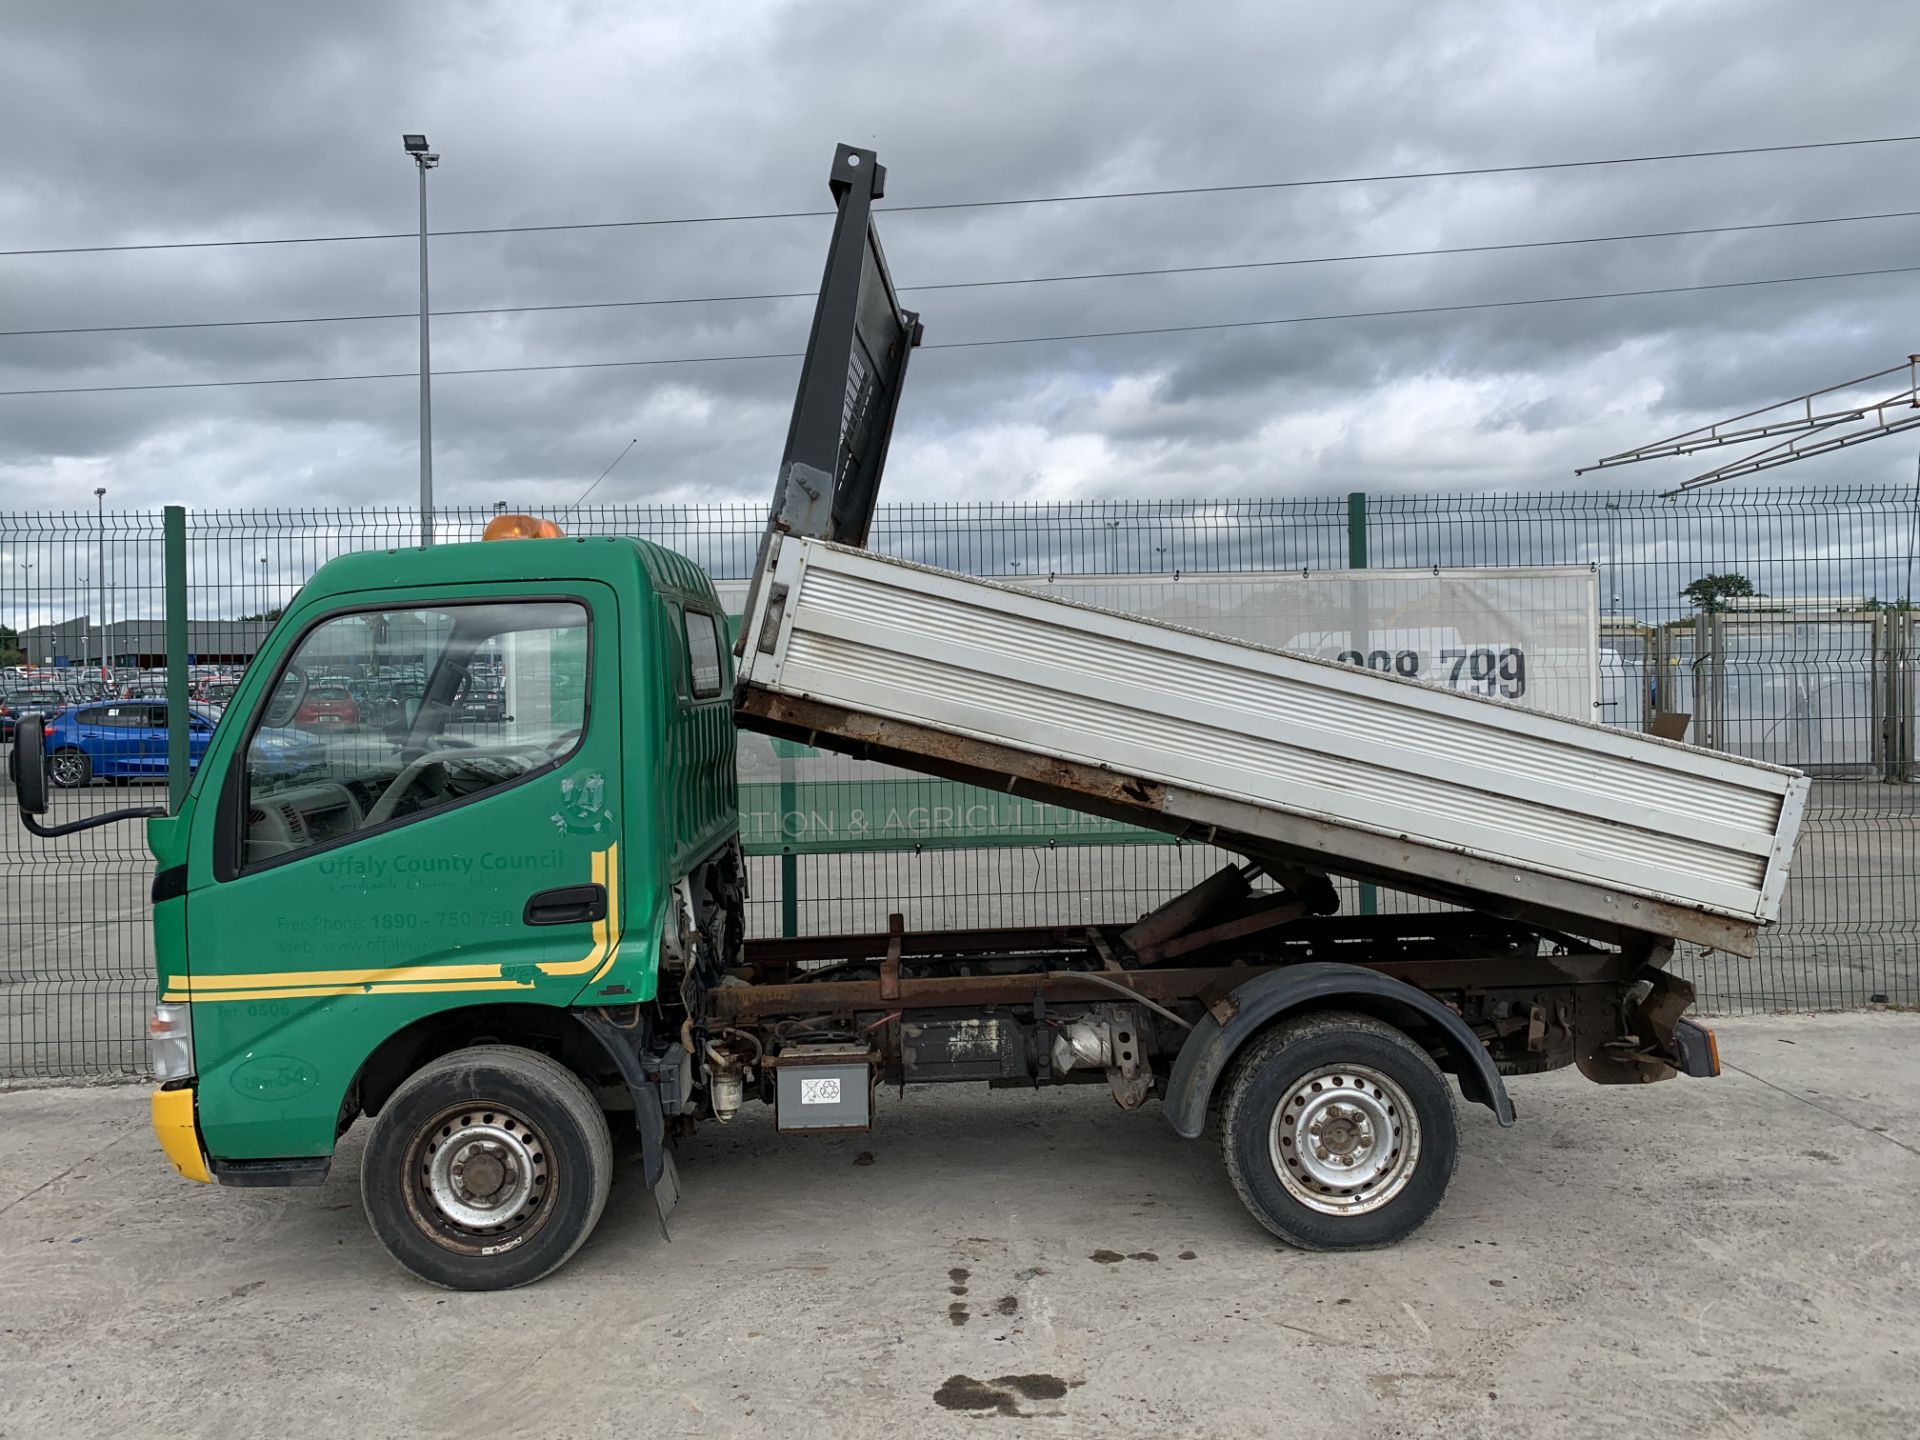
1011;567;1600;718
719;566;1599;854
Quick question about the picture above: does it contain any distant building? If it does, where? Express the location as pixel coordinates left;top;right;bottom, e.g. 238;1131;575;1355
15;615;274;669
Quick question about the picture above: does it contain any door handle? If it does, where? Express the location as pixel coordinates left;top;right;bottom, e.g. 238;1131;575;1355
523;884;607;926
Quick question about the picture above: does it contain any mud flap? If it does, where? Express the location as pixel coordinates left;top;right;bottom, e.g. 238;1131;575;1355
652;1149;682;1238
572;1008;680;1238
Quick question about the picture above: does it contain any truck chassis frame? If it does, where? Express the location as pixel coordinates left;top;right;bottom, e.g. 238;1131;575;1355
699;903;1696;1100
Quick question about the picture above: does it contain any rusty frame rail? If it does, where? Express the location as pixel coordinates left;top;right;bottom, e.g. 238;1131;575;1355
715;944;1638;1025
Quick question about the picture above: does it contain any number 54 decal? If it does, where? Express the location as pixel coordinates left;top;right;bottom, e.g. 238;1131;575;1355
1336;646;1528;701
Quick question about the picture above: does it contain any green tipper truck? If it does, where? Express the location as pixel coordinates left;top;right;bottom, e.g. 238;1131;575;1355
11;146;1789;1289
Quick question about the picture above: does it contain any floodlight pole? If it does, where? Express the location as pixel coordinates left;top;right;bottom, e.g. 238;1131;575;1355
94;486;106;680
405;136;440;546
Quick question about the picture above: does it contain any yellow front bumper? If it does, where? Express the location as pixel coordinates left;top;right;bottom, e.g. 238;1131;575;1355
151;1086;213;1184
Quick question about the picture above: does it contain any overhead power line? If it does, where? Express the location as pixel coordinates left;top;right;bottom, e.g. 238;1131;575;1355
3;132;1916;259
6;207;1916;341
0;261;1912;399
568;438;639;510
920;264;1920;351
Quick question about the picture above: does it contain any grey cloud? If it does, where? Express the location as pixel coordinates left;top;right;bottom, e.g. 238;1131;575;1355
1;0;1917;517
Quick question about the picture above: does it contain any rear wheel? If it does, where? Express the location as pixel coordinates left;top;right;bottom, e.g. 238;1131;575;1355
1220;1011;1457;1250
361;1044;613;1290
48;749;90;788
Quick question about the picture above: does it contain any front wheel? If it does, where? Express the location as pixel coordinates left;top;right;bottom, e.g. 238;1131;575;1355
1220;1011;1457;1251
361;1044;613;1290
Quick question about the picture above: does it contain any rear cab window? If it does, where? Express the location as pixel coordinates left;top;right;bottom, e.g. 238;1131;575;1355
683;610;724;700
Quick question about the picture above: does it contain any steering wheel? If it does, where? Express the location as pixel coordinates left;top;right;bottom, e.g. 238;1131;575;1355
361;741;554;827
545;728;583;760
361;751;462;827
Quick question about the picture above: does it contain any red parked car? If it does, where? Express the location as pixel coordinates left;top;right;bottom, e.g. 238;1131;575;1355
294;684;360;731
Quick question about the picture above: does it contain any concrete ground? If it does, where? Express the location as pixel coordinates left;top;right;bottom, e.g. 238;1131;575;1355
2;1013;1917;1439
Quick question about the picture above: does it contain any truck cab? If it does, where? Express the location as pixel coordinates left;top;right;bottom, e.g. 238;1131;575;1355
139;532;743;1285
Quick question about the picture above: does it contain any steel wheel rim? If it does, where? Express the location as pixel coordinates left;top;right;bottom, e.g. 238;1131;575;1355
50;753;86;786
1268;1063;1420;1217
403;1102;557;1255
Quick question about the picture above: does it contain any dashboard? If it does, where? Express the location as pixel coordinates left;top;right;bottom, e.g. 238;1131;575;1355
246;780;378;858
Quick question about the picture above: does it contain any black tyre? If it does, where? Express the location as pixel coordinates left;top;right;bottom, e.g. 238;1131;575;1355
362;1044;613;1290
1220;1011;1457;1251
48;749;90;788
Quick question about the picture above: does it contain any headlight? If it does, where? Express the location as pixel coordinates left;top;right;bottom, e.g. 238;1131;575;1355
148;1001;195;1081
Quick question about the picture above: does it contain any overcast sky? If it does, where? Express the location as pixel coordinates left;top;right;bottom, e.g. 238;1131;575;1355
2;0;1917;516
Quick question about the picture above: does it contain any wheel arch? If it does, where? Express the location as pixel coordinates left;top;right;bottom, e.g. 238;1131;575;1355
347;1002;612;1127
345;1001;669;1193
1163;961;1515;1139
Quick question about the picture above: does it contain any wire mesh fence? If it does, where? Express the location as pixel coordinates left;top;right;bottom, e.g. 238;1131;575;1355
3;488;1916;1076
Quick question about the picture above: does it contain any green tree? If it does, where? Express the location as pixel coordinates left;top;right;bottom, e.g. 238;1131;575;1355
1681;573;1759;613
238;607;285;623
0;624;23;667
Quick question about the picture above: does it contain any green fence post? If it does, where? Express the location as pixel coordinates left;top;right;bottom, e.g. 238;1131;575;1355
779;767;800;938
164;505;189;814
1347;491;1377;917
1346;490;1369;570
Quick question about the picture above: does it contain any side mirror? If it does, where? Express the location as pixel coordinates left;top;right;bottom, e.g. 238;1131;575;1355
261;664;309;728
14;712;49;816
383;697;423;747
12;708;165;838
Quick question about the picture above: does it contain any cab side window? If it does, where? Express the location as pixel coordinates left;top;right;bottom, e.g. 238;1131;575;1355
239;599;589;868
684;610;724;700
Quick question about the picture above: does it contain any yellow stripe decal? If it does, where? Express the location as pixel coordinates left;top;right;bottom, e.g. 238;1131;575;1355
588;943;621;985
536;842;620;976
174;843;621;999
585;854;624;983
173;979;536;1004
171;962;507;993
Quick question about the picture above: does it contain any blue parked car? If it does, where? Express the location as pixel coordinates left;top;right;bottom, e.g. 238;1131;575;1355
41;702;216;788
38;702;323;788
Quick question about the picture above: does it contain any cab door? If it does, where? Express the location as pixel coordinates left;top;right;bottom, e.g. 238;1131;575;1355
180;586;624;1162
